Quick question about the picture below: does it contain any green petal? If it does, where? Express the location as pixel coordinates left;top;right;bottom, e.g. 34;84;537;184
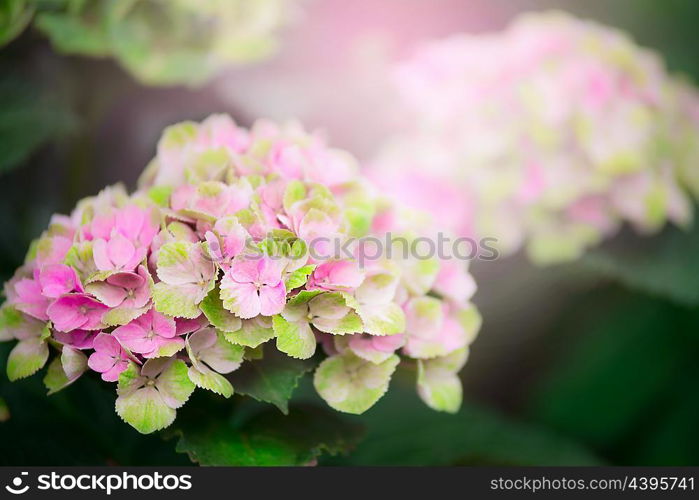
43;347;87;395
188;365;234;398
273;315;316;359
358;302;405;336
147;185;173;207
151;338;185;358
312;311;364;335
7;338;49;381
189;329;245;373
117;362;145;397
184;149;231;184
457;304;482;345
285;264;315;290
282;180;307;213
156;359;195;410
0;305;45;341
102;305;149;328
224;318;275;348
416;348;469;414
115;386;176;434
153;282;203;319
200;285;242;333
314;352;399;414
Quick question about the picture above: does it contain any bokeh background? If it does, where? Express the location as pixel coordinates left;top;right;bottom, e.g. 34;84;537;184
2;0;699;465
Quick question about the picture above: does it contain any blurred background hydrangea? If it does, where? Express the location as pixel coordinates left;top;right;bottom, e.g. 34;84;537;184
2;0;699;466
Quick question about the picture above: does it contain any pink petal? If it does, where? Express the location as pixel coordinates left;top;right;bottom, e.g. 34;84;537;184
35;236;72;267
13;278;49;321
87;350;118;373
47;297;87;332
54;330;96;349
175;316;208;336
106;233;136;270
143;337;184;359
115;206;145;241
89;214;116;240
106;270;145;289
113;323;155;353
229;258;260;284
227;282;261;319
39;264;81;298
92;332;122;356
87;282;128;308
101;359;128;382
93;239;113;271
259;281;286;316
151;310;177;338
205;231;224;263
258;257;283;286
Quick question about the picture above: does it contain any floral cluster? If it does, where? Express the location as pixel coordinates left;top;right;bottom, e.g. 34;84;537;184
2;0;292;86
371;12;699;264
0;115;480;433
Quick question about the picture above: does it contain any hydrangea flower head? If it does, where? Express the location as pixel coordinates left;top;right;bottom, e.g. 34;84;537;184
0;114;480;434
373;12;699;264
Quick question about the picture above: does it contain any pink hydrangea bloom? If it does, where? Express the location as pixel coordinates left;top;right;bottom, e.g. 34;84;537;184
87;333;130;382
0;114;481;432
113;309;183;358
373;11;699;264
47;294;109;332
220;257;286;319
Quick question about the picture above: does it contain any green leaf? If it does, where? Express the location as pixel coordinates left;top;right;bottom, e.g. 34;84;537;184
0;0;33;47
200;285;242;333
314;352;399;414
34;6;111;56
173;404;364;466
7;338;48;381
273;315;316;359
527;288;697;450
582;222;699;306
228;347;313;414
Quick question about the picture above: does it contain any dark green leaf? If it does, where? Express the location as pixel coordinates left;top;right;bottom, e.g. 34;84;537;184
582;222;699;306
0;343;187;465
228;347;314;414
173;404;364;466
527;288;699;455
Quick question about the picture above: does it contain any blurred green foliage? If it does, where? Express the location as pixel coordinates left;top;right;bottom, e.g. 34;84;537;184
0;73;76;173
527;286;699;465
323;376;602;466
